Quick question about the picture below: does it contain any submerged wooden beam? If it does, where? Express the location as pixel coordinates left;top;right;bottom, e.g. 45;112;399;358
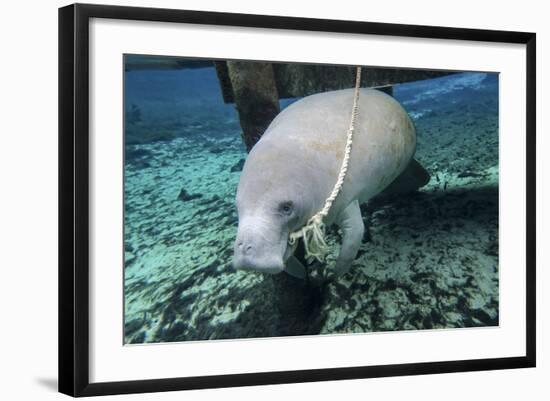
124;55;212;71
226;61;281;152
218;62;454;103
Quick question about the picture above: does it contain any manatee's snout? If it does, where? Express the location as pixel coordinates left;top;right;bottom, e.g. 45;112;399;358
233;241;284;274
233;219;285;274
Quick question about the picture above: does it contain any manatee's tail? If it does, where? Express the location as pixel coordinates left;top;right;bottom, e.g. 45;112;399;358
381;159;430;195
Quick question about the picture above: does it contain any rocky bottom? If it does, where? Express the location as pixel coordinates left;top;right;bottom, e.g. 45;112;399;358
124;144;498;344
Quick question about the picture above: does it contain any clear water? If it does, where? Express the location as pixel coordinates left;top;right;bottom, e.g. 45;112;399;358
124;60;499;344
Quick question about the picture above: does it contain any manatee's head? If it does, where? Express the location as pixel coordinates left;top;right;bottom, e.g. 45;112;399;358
233;151;314;274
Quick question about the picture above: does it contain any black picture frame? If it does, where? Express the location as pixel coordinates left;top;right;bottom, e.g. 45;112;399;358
58;3;536;397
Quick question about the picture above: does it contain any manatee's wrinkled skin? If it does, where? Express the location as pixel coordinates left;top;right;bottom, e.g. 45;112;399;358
233;88;418;277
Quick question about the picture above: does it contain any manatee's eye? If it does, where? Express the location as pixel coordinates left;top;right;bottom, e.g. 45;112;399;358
279;201;294;216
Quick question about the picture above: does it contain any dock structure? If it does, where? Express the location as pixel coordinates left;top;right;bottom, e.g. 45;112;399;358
215;61;454;151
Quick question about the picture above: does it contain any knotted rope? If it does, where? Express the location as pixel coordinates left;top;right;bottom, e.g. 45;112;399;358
288;66;362;261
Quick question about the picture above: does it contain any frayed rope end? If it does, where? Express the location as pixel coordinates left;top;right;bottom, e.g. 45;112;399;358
288;215;329;262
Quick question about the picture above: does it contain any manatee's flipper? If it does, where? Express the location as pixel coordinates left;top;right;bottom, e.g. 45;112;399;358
334;200;365;276
285;256;307;279
382;159;430;196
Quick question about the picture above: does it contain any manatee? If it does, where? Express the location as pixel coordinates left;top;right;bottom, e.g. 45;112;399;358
233;88;429;278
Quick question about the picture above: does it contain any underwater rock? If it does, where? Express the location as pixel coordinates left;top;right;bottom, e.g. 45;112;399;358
230;158;245;172
125;318;143;335
125;147;153;169
128;331;146;344
485;238;498;256
177;188;203;202
125;251;136;265
125;147;152;162
324;309;346;332
209;147;224;154
457;170;483;178
126;125;176;145
126;104;142;124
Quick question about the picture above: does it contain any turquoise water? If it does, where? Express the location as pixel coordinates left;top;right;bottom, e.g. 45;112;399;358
124;60;499;344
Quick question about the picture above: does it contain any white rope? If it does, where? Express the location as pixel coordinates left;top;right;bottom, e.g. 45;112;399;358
288;66;362;261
